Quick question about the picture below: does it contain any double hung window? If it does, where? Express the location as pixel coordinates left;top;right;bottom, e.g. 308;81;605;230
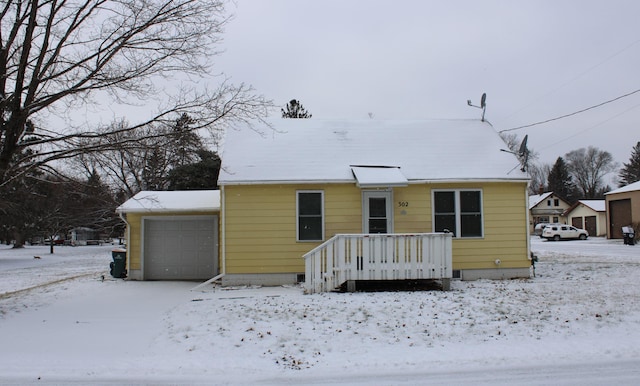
433;190;483;238
297;191;324;241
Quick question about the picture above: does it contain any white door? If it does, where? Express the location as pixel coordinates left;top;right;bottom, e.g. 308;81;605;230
363;191;393;234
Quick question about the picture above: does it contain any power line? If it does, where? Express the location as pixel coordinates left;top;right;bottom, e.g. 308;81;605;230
538;102;640;153
503;38;640;121
499;88;640;133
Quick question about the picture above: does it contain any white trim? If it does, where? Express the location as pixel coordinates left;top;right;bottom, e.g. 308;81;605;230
296;190;325;242
525;182;531;266
432;188;484;238
219;178;529;186
221;185;226;279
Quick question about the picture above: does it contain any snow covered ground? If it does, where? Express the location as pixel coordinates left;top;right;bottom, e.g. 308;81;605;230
0;237;639;385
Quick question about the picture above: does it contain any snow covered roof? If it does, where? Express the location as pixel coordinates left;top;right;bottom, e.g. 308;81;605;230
564;200;605;216
351;166;408;188
576;200;605;212
116;190;220;213
219;119;529;185
605;180;640;195
528;192;553;209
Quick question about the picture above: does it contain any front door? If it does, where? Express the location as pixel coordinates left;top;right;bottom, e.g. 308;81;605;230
363;191;392;233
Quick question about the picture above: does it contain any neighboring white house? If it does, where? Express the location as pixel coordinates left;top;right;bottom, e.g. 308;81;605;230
563;200;606;237
528;192;571;233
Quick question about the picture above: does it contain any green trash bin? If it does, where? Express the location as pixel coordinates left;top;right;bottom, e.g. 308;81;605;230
110;248;127;278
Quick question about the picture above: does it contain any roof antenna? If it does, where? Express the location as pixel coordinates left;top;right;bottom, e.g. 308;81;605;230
500;134;530;172
467;93;487;121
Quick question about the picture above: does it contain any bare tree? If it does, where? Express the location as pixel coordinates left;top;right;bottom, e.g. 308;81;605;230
527;162;551;195
1;0;271;187
565;146;619;198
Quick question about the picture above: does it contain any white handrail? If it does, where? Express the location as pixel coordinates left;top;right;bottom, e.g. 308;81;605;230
303;233;452;293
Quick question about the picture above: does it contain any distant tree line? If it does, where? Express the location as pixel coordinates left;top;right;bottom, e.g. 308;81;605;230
0;114;221;249
501;134;640;203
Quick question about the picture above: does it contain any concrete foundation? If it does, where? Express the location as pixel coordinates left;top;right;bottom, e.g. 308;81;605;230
460;267;531;281
221;273;301;287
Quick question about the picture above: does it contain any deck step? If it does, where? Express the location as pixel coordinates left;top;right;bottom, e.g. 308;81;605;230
336;279;447;293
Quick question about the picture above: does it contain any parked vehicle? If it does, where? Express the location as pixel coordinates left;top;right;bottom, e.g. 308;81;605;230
542;225;588;241
534;223;550;237
534;223;564;237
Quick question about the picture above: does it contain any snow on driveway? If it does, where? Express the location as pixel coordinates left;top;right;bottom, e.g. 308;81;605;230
0;238;639;385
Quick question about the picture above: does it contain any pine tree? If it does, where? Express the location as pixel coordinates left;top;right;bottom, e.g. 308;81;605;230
281;99;312;118
170;113;203;168
547;157;577;203
168;150;221;190
619;141;640;187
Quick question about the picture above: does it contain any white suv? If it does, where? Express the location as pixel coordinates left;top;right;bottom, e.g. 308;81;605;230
542;225;589;241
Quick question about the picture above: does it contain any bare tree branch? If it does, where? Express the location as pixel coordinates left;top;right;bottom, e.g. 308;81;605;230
1;0;272;186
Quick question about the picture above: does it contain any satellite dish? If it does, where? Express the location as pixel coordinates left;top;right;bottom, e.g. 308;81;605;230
466;92;488;121
518;134;528;156
500;134;530;173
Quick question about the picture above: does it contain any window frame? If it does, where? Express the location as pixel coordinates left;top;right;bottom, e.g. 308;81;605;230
296;190;325;242
432;189;484;238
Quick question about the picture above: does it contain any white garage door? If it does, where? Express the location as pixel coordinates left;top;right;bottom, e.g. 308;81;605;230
143;216;218;280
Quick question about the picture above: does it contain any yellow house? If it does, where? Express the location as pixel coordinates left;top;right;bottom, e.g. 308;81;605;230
218;119;532;288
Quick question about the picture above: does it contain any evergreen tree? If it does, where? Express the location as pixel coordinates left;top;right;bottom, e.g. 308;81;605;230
618;141;640;187
281;99;312;118
170;113;203;168
167;150;221;190
547;157;577;203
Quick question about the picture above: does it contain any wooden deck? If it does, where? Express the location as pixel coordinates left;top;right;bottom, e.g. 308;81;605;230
303;233;453;294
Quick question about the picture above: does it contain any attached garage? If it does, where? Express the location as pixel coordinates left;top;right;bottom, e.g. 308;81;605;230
144;216;218;280
116;191;220;281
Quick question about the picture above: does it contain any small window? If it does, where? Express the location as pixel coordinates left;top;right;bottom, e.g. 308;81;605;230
554;199;559;206
297;191;324;241
547;200;552;206
433;189;483;238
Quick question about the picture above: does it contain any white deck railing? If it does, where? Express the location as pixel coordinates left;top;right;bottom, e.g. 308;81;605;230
303;233;453;294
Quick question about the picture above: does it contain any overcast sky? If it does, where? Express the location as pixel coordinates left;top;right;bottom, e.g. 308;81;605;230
214;0;640;176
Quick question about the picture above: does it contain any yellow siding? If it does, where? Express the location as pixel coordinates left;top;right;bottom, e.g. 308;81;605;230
223;181;530;275
125;213;143;270
224;184;361;274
